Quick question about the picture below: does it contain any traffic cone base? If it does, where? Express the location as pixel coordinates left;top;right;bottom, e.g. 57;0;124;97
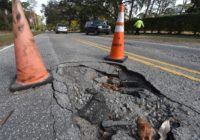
10;72;53;92
104;55;128;63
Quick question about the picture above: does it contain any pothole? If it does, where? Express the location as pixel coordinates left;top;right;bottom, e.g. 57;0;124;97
52;62;200;140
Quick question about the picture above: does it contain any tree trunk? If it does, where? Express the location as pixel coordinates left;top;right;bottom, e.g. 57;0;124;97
0;9;9;30
159;1;165;15
143;0;151;18
114;2;119;21
180;0;187;13
129;0;135;20
148;0;156;16
155;0;161;17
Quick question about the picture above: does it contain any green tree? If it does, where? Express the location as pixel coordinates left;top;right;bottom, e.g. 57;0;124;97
127;0;145;19
42;0;123;31
175;1;191;14
0;0;12;30
154;0;176;16
187;0;200;13
135;0;177;18
144;0;152;18
22;2;30;11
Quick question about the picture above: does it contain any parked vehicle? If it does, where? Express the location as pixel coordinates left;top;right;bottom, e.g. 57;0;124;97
55;23;68;34
85;20;111;35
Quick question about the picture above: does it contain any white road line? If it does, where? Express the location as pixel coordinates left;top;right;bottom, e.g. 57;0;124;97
0;44;14;53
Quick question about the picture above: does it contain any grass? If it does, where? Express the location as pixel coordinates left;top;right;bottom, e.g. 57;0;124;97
126;34;200;43
0;31;42;48
102;33;200;46
0;33;13;47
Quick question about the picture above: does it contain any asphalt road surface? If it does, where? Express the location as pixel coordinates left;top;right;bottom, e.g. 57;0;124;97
45;32;200;111
0;32;200;139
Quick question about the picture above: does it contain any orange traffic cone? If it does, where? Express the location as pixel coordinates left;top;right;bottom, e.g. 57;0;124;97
9;0;52;92
105;3;128;63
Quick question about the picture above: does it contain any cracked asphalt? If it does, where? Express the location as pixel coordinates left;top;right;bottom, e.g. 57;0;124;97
0;32;200;139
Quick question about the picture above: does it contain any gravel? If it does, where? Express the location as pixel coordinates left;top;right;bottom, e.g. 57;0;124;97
52;62;200;139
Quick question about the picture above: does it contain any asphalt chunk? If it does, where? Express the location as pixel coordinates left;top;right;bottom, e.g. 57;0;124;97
52;62;200;140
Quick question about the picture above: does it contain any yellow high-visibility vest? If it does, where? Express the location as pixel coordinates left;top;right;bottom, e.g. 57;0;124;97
134;20;144;29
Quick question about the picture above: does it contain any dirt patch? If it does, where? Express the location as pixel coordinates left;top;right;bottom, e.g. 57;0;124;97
0;34;13;48
0;32;42;48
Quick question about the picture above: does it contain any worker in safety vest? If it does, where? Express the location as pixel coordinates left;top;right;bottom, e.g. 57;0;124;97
134;19;144;35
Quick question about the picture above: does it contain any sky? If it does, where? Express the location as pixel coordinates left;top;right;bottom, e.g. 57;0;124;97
34;0;48;16
21;0;48;16
21;0;186;16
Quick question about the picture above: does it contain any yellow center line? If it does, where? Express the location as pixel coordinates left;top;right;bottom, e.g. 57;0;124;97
75;38;200;82
79;39;200;75
126;52;200;75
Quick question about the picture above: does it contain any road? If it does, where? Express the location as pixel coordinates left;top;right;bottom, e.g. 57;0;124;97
0;32;200;139
1;32;200;112
47;32;200;109
35;32;200;112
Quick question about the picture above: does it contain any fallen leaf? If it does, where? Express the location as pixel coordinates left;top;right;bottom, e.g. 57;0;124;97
158;120;171;140
136;116;155;140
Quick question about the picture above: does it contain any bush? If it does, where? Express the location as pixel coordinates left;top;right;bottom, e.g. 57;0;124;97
125;14;200;35
0;12;12;31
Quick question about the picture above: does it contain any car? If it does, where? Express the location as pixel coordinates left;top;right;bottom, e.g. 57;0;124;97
85;20;111;35
55;23;68;34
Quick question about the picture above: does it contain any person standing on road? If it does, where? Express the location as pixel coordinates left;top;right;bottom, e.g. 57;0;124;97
134;19;144;35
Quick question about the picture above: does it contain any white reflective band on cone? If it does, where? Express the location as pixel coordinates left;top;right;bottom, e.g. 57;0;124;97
117;12;124;22
115;25;124;32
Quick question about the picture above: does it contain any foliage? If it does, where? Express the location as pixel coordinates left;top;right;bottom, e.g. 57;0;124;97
1;0;197;33
125;13;200;35
22;2;31;11
0;0;12;30
42;0;122;31
187;0;200;13
0;0;44;31
42;0;193;32
70;20;80;31
0;0;11;11
27;0;37;10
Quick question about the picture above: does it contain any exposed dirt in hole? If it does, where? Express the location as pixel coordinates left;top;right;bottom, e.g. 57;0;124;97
52;62;200;140
101;83;120;91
